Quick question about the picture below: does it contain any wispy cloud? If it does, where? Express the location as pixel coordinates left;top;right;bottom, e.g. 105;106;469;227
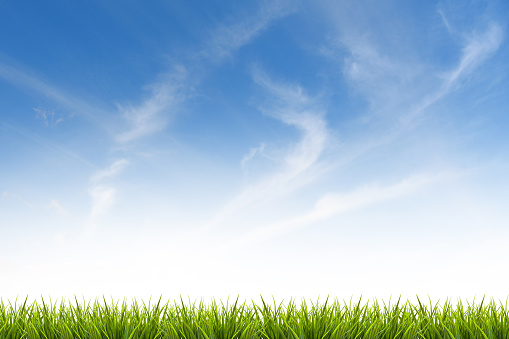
91;159;130;182
199;68;328;232
443;23;503;90
0;121;95;169
34;107;64;127
202;0;295;62
252;69;328;175
241;143;266;170
48;199;66;215
319;2;504;148
437;8;454;36
225;171;452;250
0;60;112;132
115;66;188;143
89;186;116;218
88;159;129;219
115;1;294;144
342;35;418;107
403;22;504;124
321;0;504;127
2;191;33;208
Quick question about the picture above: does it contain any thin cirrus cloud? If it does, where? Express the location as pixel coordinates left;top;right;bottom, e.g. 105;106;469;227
89;185;116;218
212;7;506;248
240;143;266;171
200;0;295;62
0;61;112;133
315;7;505;168
0;1;294;146
48;199;66;215
90;159;130;183
0;121;95;169
325;2;503;129
197;68;329;234
442;22;503;91
88;159;130;219
251;68;328;179
114;67;188;144
2;191;33;209
223;171;454;251
403;21;504;125
115;1;294;144
105;2;296;232
437;8;454;36
105;4;298;243
33;107;63;127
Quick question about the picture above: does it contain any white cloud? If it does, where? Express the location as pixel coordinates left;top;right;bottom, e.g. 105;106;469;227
251;69;328;174
91;159;130;182
0;61;111;132
225;171;452;250
198;69;329;233
0;121;95;168
48;199;66;215
241;143;266;170
115;67;188;143
33;107;64;127
34;107;52;127
115;2;293;144
87;159;129;219
320;3;504;139
89;186;115;218
321;0;503;127
202;0;294;61
437;8;454;36
342;36;408;100
403;22;504;125
2;191;33;208
316;3;424;113
443;23;503;91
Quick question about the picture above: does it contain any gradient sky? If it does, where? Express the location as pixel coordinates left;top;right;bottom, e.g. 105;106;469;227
1;0;509;308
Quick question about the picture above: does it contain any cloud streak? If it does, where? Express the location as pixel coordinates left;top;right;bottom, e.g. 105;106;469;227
2;191;33;208
319;4;505;167
0;61;112;132
241;143;266;170
202;0;294;62
115;1;294;144
323;1;503;128
34;107;64;127
204;14;504;247
403;22;504;125
48;199;66;215
252;69;328;176
115;67;188;143
91;159;130;182
89;186;116;218
0;121;95;169
225;171;452;250
443;23;503;90
198;68;329;233
88;159;129;219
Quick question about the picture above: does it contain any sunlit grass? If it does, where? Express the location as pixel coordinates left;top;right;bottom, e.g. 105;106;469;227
1;295;508;338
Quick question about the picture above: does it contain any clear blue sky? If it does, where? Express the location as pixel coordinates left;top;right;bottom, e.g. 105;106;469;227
1;0;508;306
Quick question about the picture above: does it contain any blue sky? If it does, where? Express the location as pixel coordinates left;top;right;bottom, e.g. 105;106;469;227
1;0;509;307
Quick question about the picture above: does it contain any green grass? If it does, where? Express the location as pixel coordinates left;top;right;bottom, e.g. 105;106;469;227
1;295;508;339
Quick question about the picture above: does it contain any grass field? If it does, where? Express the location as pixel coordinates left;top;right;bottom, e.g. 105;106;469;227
1;295;507;339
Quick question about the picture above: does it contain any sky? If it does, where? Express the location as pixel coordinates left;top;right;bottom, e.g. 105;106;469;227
1;0;509;309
